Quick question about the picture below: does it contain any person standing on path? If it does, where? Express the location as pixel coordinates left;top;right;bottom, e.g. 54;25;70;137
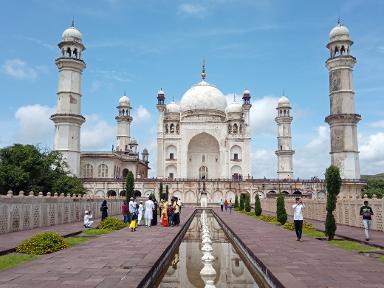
144;197;155;227
292;197;305;241
100;200;108;221
228;199;233;214
129;204;138;232
128;197;136;223
138;201;144;226
360;200;374;241
151;196;158;226
220;199;224;211
121;201;129;223
173;197;181;226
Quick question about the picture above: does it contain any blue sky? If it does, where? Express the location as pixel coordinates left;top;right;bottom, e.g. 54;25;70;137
1;0;383;178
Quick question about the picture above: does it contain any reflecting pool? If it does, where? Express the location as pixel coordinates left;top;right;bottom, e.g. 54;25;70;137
158;211;264;288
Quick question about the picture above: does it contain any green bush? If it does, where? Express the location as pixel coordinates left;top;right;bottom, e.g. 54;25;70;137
244;194;251;212
283;222;295;230
16;231;68;255
303;222;314;230
276;193;288;225
234;195;239;208
255;194;262;216
239;194;245;211
96;217;127;230
259;215;277;223
325;165;341;240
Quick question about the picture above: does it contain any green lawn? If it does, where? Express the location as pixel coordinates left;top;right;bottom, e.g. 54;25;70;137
303;228;326;238
65;236;89;247
0;253;37;271
329;240;379;253
81;228;113;236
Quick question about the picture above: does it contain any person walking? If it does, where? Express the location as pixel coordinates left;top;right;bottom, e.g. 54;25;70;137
160;200;168;227
151;196;158;226
144;197;155;227
224;199;228;212
360;200;374;241
83;211;93;228
100;200;108;221
121;201;129;223
292;197;305;241
138;201;144;226
129;204;138;232
128;197;136;223
219;199;224;211
173;197;181;226
228;199;233;214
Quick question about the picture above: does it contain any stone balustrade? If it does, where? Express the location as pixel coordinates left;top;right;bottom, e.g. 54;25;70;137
0;191;124;234
260;196;384;232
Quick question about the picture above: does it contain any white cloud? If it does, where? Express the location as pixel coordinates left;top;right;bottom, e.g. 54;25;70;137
250;96;279;134
252;149;276;178
135;105;151;122
360;132;384;162
2;59;45;80
178;3;207;17
14;104;56;146
81;114;115;151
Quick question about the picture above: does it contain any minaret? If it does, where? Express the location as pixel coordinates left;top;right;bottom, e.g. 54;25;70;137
115;95;132;152
242;89;252;136
156;89;166;178
242;89;252;177
325;21;361;179
275;96;294;179
50;22;86;177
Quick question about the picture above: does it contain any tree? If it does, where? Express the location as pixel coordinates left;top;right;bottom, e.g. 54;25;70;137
244;194;251;212
325;165;341;240
234;194;239;208
159;182;163;200
165;185;169;201
255;194;262;216
361;177;384;199
239;194;245;211
0;144;84;195
125;171;134;201
276;193;287;225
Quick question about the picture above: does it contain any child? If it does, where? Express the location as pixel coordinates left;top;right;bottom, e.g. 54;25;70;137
84;211;93;228
129;205;138;232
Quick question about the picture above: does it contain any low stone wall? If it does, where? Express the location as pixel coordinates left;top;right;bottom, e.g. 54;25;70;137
260;197;384;232
0;192;124;234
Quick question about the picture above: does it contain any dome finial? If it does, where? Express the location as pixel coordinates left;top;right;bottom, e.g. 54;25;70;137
201;60;206;80
337;16;341;25
71;17;75;27
233;93;236;102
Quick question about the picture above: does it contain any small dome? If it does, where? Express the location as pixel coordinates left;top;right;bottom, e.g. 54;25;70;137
62;26;82;42
158;89;165;95
143;148;149;154
226;102;242;113
329;24;350;41
119;96;130;106
243;89;250;95
130;138;137;145
180;80;227;112
166;101;180;113
278;96;290;107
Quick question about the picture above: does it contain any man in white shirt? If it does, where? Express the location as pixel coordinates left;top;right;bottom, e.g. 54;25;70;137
292;198;305;241
83;211;93;228
144;198;155;227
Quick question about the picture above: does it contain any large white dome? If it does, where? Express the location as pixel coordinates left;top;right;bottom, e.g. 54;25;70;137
166;101;180;113
180;80;227;112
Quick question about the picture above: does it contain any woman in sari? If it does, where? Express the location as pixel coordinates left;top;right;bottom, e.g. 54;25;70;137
160;199;168;227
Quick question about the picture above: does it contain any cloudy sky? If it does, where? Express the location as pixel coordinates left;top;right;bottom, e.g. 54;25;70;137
1;0;383;178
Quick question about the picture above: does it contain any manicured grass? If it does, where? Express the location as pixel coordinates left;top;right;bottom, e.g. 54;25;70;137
0;253;37;271
81;228;113;236
329;240;379;253
302;228;326;238
378;256;384;263
65;236;89;247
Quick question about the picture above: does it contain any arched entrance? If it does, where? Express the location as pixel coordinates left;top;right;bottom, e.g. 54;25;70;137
122;169;129;178
134;190;142;197
107;190;117;197
119;190;126;197
187;133;220;179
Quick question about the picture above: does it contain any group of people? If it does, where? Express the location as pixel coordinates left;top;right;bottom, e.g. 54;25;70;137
159;197;182;227
121;196;157;232
219;199;233;213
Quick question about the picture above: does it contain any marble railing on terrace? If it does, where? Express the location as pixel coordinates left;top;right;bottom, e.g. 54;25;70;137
260;196;384;232
0;190;124;234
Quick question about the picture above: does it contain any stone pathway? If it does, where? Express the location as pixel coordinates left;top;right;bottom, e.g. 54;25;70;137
0;208;194;288
215;209;384;288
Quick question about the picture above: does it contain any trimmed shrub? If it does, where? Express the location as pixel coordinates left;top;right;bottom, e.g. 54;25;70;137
234;194;239;208
276;193;288;225
255;194;262;216
325;165;341;240
16;231;68;255
125;171;134;202
96;217;127;230
259;215;277;223
244;194;251;212
239;194;245;211
283;222;295;231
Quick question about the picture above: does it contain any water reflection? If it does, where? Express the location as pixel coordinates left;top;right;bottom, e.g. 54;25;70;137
158;212;260;288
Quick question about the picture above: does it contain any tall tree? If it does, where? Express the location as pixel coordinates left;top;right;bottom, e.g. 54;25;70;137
276;193;287;225
325;165;342;240
165;185;169;201
234;194;239;208
159;182;163;200
239;194;245;211
255;194;262;216
244;194;251;212
125;171;134;201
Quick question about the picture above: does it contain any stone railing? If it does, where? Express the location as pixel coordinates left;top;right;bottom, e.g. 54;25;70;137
0;191;124;234
260;196;384;232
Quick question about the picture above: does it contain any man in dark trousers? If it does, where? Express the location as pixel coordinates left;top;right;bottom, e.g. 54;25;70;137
360;200;374;241
292;197;305;241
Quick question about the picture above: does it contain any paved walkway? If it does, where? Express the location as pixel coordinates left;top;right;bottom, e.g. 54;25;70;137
263;210;384;248
0;208;194;288
215;209;384;288
0;218;106;254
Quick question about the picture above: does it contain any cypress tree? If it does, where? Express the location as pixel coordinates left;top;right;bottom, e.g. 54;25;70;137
159;182;163;200
255;194;262;216
165;185;169;201
244;194;251;212
125;171;134;202
234;194;239;208
276;193;287;225
239;194;245;211
325;165;342;240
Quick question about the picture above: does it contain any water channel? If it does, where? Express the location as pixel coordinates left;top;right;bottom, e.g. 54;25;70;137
157;210;268;288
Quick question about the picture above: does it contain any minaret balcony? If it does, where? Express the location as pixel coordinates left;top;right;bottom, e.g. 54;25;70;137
230;158;242;162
